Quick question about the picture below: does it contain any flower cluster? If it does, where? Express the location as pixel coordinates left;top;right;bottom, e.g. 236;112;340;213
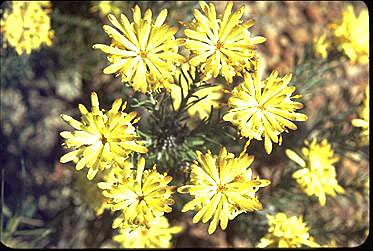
286;138;345;206
182;1;265;83
93;1;308;154
60;92;148;180
223;59;308;154
257;212;319;248
55;1;362;248
315;4;368;64
98;158;180;248
178;148;270;234
352;85;369;145
93;5;185;93
0;1;54;55
60;91;180;247
2;0;365;248
98;158;175;228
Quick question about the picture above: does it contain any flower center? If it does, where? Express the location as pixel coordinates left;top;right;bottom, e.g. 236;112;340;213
310;157;322;171
101;135;108;145
216;40;224;50
137;195;144;201
139;50;147;58
217;184;227;192
257;104;265;111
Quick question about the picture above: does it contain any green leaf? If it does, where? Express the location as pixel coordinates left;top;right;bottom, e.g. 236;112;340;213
6;216;21;234
13;228;51;236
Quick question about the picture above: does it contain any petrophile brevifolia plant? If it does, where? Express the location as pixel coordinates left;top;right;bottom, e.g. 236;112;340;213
1;0;365;248
58;1;311;247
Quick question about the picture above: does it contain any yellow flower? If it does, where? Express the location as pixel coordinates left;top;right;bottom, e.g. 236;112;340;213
72;171;110;216
90;1;123;18
257;212;319;248
167;63;224;120
0;1;54;55
60;92;148;180
113;216;182;248
183;1;265;83
333;4;369;64
98;157;175;228
352;85;369;145
223;60;308;154
95;160;135;215
314;33;330;59
286;138;345;206
93;5;185;93
178;147;270;234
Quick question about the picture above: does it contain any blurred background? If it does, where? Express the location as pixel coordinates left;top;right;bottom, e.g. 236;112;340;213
0;1;369;248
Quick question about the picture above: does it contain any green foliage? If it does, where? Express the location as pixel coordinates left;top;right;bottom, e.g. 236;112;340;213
1;168;52;248
132;67;235;178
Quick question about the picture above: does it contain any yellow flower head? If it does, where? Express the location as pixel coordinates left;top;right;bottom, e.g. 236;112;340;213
178;147;270;234
257;212;319;248
113;216;182;248
60;92;148;180
223;60;308;154
93;5;185;93
72;171;110;216
314;33;330;59
333;4;369;64
167;63;224;120
90;1;122;18
183;1;265;83
0;1;54;55
98;157;175;228
286;138;345;206
352;85;369;145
